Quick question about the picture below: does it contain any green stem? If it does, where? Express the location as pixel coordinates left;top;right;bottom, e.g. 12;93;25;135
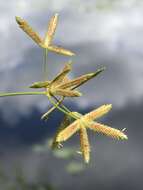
0;91;45;97
53;95;72;113
52;95;80;120
47;94;78;120
41;97;64;120
43;48;48;80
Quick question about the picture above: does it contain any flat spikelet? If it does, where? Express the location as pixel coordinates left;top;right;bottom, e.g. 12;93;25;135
56;121;79;142
62;76;70;84
30;81;50;88
57;67;105;89
48;45;75;56
55;105;127;163
51;62;72;86
15;16;43;46
30;62;72;89
51;88;82;97
89;122;128;140
52;114;73;149
57;73;95;89
44;13;58;46
72;67;106;89
83;104;112;121
79;126;90;163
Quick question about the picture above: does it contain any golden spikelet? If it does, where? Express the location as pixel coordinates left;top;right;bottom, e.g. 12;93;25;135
52;114;73;149
43;13;58;46
61;61;72;72
29;81;50;88
48;45;75;56
55;105;127;163
83;104;112;121
15;16;43;46
62;76;70;84
79;126;90;163
57;67;105;90
50;88;82;97
29;62;71;89
72;67;106;89
56;121;79;142
51;62;72;86
88;122;128;140
16;15;75;56
57;73;95;89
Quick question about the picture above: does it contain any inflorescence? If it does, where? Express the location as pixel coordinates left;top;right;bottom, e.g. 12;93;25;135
0;14;128;163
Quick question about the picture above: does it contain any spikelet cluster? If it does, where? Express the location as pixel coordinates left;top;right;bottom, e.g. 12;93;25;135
55;104;127;163
30;62;104;96
16;14;74;56
15;14;128;163
29;60;104;121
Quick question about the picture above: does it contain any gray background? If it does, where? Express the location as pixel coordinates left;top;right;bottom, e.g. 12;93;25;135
0;0;142;189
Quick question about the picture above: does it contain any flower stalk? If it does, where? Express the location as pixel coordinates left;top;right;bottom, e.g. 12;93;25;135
0;91;45;97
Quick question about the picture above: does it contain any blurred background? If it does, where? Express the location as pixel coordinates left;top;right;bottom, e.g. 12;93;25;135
0;0;143;189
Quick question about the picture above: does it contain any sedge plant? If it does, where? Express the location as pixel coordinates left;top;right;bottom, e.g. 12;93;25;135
0;14;128;163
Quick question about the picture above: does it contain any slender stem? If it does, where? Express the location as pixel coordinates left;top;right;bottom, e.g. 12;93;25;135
47;94;69;115
52;95;80;119
41;105;58;120
41;97;64;120
43;48;48;80
0;91;45;97
53;96;70;113
47;94;78;120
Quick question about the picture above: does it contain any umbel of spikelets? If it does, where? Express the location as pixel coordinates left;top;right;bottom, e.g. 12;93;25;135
15;14;74;56
30;62;105;96
0;13;128;165
30;62;81;97
30;62;105;120
53;104;128;163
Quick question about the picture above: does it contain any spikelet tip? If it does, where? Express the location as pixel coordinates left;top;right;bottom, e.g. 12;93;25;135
15;16;22;24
